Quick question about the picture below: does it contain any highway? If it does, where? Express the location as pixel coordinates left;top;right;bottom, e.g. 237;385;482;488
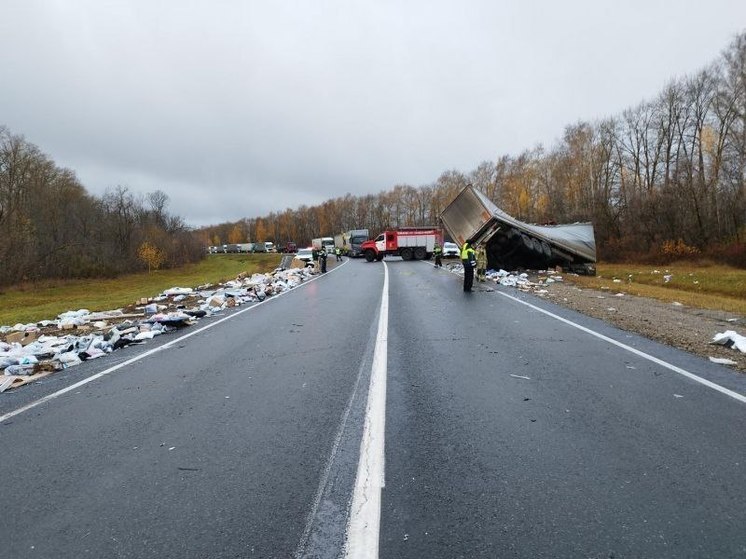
1;257;745;558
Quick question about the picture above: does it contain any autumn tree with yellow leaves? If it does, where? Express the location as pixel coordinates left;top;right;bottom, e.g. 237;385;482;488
138;241;166;273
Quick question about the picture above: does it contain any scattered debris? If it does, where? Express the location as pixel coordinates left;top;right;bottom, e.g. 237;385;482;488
710;330;746;353
509;374;531;380
1;266;318;392
709;356;738;366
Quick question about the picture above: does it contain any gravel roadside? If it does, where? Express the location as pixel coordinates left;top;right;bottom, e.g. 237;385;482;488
533;276;746;373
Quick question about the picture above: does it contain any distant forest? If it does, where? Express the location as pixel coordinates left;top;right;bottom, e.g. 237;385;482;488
2;32;744;286
0;128;204;286
199;31;745;266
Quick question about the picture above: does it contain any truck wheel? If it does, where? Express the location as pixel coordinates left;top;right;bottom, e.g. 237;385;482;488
413;247;426;260
401;248;413;260
376;254;384;261
365;250;376;262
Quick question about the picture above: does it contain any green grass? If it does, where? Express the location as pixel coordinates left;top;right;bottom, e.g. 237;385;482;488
4;256;743;327
566;262;746;315
0;254;283;326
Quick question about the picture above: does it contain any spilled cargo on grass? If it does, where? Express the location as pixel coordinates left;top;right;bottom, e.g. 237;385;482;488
0;266;317;392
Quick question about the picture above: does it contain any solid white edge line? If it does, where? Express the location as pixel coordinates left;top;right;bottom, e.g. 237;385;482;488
431;260;745;404
0;262;347;424
345;261;389;559
498;291;746;404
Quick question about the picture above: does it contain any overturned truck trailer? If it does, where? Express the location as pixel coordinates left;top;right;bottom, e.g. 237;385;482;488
440;185;597;275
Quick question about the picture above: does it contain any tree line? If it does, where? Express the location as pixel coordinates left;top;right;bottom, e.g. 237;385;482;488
0;127;204;287
199;31;745;266
3;32;744;288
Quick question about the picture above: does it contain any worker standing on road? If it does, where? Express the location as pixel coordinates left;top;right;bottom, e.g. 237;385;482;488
476;244;487;282
319;247;328;273
335;247;342;261
461;241;476;292
433;242;443;268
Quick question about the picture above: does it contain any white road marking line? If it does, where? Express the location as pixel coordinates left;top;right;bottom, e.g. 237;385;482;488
294;301;372;558
345;261;389;559
0;265;344;424
498;291;746;404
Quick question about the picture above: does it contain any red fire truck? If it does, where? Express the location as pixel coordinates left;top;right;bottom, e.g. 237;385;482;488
360;227;443;262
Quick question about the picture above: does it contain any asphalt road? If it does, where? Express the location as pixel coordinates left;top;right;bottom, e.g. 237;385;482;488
1;257;745;558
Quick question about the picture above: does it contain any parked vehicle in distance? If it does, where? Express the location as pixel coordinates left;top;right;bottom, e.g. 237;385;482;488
335;229;369;257
293;247;315;267
311;237;335;252
218;244;242;253
443;241;460;258
252;242;267;253
265;241;276;252
283;242;297;253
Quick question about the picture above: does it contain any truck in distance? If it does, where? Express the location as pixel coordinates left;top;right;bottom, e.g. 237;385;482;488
334;229;370;257
360;227;442;262
311;237;335;252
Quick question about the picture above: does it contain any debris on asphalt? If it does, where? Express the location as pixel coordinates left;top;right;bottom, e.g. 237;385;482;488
709;356;738;365
0;266;318;391
445;262;565;294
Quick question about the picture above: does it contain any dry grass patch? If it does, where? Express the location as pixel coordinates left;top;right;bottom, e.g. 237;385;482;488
565;262;746;316
0;254;282;326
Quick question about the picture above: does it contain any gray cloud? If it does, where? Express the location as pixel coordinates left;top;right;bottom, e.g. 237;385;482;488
2;0;744;226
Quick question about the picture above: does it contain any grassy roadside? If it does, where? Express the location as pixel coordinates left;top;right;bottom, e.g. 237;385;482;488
564;262;746;316
3;257;743;327
0;254;283;326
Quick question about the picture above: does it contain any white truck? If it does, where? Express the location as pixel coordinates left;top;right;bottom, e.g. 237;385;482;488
440;185;597;275
312;237;335;252
334;229;370;257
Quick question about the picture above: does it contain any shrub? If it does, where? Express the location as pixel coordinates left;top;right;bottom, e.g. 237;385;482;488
661;239;701;260
710;241;746;269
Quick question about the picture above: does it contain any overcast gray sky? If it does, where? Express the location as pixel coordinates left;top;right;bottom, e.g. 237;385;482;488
1;1;744;227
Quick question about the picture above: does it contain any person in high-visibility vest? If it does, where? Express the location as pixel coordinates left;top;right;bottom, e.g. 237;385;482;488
433;242;443;268
460;241;476;292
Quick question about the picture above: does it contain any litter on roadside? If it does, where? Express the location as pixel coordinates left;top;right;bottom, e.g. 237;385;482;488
710;330;746;353
709;356;738;366
0;266;318;391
